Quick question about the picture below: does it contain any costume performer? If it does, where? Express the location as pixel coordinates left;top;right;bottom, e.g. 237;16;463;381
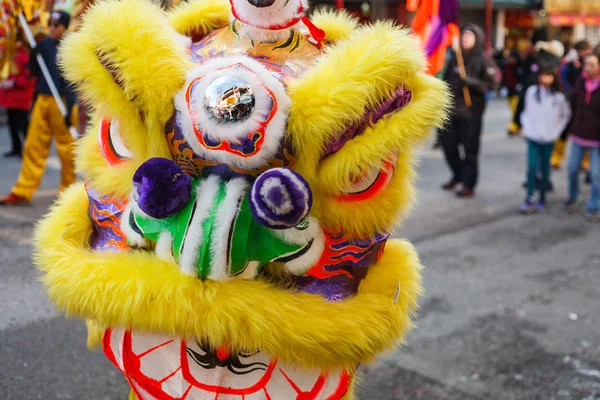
34;0;450;398
0;10;76;205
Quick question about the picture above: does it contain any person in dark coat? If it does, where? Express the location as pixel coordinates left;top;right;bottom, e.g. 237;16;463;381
564;53;600;222
562;40;591;93
440;24;497;198
551;40;592;171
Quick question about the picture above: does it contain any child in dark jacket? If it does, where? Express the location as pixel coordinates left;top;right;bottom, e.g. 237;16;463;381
564;54;600;222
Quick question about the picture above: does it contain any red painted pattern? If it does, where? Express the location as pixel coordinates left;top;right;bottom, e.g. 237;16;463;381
335;158;396;203
98;118;128;166
305;230;382;279
103;329;350;399
87;185;129;251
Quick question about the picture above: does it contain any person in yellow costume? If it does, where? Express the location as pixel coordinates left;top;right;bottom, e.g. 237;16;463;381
0;10;76;206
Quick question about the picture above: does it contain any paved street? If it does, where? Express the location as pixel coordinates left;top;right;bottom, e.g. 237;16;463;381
0;99;599;400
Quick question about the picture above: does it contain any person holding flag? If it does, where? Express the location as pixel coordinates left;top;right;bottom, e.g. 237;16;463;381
0;10;76;206
439;24;498;197
408;1;496;196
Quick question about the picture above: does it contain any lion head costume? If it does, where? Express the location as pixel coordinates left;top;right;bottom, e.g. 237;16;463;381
34;0;450;397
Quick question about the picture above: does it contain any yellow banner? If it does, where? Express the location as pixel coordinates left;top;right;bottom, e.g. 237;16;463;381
546;0;600;14
582;1;600;14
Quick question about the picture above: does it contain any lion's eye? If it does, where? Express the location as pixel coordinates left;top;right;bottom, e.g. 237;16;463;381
174;58;290;168
336;152;397;202
204;76;256;123
98;118;132;165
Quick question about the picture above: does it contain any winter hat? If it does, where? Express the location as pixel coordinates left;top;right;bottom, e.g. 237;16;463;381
49;10;70;29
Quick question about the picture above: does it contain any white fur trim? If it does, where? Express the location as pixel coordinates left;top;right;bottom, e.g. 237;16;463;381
155;231;177;266
230;0;307;30
279;217;325;275
271;216;319;245
237;22;298;43
185;67;273;142
174;55;290;170
209;178;248;281
173;31;192;49
178;176;221;276
120;205;147;248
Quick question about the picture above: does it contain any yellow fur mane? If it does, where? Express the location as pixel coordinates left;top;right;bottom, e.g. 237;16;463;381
169;0;230;37
35;182;422;371
288;23;450;236
40;1;451;396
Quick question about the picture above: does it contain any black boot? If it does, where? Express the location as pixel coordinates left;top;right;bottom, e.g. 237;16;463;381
3;150;21;158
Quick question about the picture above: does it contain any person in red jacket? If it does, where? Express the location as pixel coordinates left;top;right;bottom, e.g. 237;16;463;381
0;40;36;157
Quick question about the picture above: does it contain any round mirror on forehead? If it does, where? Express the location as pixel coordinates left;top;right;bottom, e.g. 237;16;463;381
204;76;256;124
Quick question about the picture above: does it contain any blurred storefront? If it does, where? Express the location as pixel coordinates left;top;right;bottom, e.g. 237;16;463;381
310;0;543;51
545;0;600;44
312;0;375;22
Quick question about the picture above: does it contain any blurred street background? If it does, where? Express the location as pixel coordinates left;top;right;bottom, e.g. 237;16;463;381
0;99;598;400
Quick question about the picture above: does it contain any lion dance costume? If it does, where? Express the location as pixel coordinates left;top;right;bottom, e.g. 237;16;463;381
34;0;449;397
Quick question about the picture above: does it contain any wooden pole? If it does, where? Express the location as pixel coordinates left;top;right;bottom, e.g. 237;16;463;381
455;43;472;108
397;0;408;25
485;0;493;53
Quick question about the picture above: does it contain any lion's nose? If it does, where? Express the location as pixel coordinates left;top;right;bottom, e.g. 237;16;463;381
247;0;276;8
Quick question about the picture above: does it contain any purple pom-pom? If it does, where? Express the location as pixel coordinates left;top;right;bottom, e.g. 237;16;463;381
132;158;192;219
249;168;312;229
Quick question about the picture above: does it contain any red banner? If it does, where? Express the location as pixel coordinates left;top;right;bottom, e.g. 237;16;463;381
550;14;600;26
505;10;535;28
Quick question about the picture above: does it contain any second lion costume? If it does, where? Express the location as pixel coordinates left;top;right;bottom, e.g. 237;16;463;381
34;0;450;398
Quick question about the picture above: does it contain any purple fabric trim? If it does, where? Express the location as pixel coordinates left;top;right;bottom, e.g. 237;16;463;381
292;271;368;302
87;185;128;251
571;135;600;148
325;87;412;156
133;158;192;219
292;231;390;301
425;17;445;57
424;0;459;57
